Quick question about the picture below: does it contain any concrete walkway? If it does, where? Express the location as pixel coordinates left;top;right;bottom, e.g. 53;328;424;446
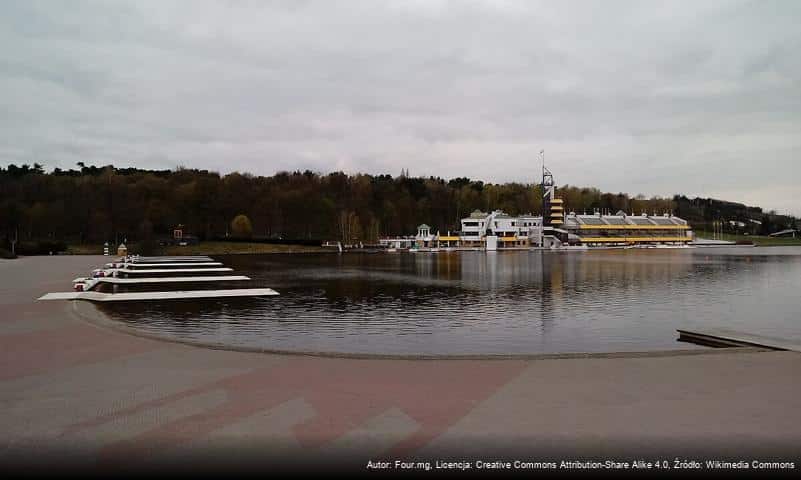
1;256;799;473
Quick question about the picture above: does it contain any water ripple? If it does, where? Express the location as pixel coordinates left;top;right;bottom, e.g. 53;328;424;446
100;247;801;355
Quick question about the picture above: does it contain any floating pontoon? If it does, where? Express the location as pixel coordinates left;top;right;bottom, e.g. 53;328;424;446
114;267;233;274
38;288;279;302
71;274;253;294
105;262;224;268
76;275;250;286
41;255;279;302
126;256;214;263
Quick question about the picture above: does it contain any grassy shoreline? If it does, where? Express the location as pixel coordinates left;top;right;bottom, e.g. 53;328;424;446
66;241;330;256
58;235;801;255
693;231;801;247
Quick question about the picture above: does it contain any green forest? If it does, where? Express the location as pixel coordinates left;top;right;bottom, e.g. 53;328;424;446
1;163;798;254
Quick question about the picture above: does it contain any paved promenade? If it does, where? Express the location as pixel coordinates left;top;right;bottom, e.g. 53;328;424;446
1;256;799;473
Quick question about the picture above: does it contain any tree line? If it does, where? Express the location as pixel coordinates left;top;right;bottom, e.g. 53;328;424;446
1;163;797;252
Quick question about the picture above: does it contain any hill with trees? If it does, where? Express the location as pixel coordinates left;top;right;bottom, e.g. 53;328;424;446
1;163;797;253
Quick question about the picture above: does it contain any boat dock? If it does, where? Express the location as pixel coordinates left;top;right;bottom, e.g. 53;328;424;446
70;275;251;284
113;267;233;274
111;262;224;268
38;255;278;302
38;288;278;302
128;255;214;262
677;328;801;352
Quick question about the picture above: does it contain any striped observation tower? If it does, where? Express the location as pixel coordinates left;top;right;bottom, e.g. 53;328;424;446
541;151;564;228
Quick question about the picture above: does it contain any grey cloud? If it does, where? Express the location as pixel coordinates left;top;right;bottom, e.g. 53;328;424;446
0;0;799;215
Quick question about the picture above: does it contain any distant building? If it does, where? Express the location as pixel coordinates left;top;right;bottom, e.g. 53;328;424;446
560;211;691;247
380;161;693;250
458;210;541;249
158;224;199;246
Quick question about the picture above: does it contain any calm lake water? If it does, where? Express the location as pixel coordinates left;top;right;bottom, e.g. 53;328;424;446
100;247;801;355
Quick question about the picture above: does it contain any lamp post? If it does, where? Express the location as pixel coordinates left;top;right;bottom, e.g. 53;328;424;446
10;227;17;257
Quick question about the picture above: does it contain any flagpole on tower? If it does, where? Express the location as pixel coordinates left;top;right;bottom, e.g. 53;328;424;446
539;149;545;248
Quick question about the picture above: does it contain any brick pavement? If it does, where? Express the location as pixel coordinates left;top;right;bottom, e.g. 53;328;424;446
1;256;799;473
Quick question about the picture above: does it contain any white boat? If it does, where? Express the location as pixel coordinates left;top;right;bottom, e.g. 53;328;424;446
633;244;694;250
559;245;589;251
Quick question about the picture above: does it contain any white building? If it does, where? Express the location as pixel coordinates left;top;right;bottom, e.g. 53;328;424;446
380;208;692;250
379;160;692;250
459;210;542;249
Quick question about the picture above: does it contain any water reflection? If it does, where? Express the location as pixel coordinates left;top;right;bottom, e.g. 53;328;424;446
100;247;801;355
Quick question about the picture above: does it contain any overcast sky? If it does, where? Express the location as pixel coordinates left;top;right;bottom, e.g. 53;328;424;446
1;0;799;215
